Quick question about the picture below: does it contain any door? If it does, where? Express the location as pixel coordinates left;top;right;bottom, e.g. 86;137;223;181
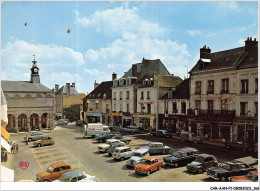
51;168;60;181
248;130;254;147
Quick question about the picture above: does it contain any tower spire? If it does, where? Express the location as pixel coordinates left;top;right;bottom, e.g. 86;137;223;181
30;55;40;83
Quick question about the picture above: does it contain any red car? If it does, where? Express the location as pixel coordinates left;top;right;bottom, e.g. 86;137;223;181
229;171;258;182
134;156;163;176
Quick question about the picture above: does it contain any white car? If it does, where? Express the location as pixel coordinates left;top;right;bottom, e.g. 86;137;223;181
54;171;96;182
113;146;133;161
126;148;150;167
98;139;121;152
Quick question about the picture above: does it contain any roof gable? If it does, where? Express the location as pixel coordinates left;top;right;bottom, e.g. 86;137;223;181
84;81;113;100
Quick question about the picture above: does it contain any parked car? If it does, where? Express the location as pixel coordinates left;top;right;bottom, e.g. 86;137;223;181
111;134;132;144
113;146;133;161
229;171;258;182
95;132;115;142
98;139;122;152
107;141;126;156
33;136;55;147
126;149;150;167
150;130;172;138
180;131;203;144
163;147;199;167
134;156;163;176
120;124;140;133
141;142;171;155
225;141;255;152
187;154;218;173
54;171;96;182
57;119;69;125
36;162;73;182
207;161;257;181
25;132;47;142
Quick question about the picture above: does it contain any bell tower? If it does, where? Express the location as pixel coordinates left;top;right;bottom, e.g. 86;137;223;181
30;55;40;83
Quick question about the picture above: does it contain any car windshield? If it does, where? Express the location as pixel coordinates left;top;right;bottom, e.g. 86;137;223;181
219;163;231;170
195;156;205;163
172;152;181;158
140;159;151;165
59;175;69;182
47;166;54;173
132;152;141;157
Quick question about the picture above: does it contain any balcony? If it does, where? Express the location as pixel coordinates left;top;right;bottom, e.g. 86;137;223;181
188;109;235;117
194;91;201;95
240;90;248;94
207;90;214;94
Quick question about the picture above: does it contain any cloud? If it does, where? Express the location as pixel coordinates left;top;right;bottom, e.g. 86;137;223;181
216;2;238;11
2;39;85;68
237;39;245;46
77;5;165;38
187;30;201;37
83;68;106;76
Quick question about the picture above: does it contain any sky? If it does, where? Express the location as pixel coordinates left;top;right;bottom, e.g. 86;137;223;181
1;1;258;94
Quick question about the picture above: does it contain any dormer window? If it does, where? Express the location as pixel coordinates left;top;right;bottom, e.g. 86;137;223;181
113;80;118;87
168;91;172;99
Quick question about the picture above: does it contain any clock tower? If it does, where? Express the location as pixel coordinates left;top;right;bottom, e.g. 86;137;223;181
30;55;40;83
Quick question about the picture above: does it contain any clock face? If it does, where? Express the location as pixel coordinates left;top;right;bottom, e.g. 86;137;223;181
34;68;38;73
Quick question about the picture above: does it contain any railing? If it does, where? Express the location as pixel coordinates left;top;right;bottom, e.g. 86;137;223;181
188;109;235;117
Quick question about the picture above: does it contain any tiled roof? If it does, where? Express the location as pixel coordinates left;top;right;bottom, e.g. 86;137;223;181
1;80;51;92
160;78;190;99
158;75;182;88
190;45;258;73
83;81;113;100
122;58;170;84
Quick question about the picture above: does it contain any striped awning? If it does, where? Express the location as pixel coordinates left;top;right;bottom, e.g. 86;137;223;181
1;137;11;153
1;126;10;141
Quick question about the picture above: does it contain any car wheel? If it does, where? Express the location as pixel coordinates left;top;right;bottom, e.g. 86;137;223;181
174;163;179;168
43;179;49;182
181;138;184;142
157;166;161;171
225;145;230;149
131;130;134;133
162;151;166;155
108;153;112;156
120;157;124;161
242;148;246;152
150;134;153;136
37;143;42;147
194;140;198;144
125;141;129;145
221;176;227;182
28;138;32;142
198;168;203;174
146;170;151;176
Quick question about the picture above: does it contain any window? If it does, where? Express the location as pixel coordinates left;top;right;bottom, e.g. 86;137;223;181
114;104;116;111
207;80;214;94
126;91;130;100
255;78;258;93
221;79;229;93
120;104;122;112
172;102;177;113
147;104;151;113
141;104;144;113
195;100;201;110
141;92;144;99
181;102;186;114
241;79;249;94
147;91;150;99
255;102;258;116
126;104;129;112
106;104;109;109
120;91;123;100
208;100;213;110
195;81;201;94
96;103;99;110
113;92;116;100
221;99;228;110
240;102;248;116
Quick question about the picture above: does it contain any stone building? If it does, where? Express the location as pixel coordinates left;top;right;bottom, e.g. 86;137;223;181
1;58;55;132
112;58;172;127
188;37;258;145
135;74;182;130
83;80;113;125
159;78;190;134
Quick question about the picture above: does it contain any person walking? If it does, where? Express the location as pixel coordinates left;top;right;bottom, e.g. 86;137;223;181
10;142;14;154
16;144;19;154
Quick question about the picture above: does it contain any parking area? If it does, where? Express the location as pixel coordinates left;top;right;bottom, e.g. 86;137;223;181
9;124;257;182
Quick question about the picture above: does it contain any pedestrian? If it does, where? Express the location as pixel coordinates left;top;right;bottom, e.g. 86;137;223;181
16;144;19;154
13;143;16;154
10;142;14;154
25;135;28;145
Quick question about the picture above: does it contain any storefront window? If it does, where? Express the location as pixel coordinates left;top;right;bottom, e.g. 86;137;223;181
237;125;245;142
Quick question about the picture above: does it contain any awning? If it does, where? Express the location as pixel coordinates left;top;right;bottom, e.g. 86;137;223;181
1;165;14;182
1;126;10;141
1;137;11;153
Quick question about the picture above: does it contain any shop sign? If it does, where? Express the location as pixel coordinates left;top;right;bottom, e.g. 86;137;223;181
112;113;123;116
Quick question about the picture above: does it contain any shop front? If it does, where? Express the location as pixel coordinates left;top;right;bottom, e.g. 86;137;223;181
161;114;188;134
102;113;112;126
86;112;102;123
112;113;122;126
122;115;132;127
133;114;155;131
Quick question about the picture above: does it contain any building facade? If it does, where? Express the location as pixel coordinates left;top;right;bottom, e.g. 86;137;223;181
189;37;258;145
1;58;55;132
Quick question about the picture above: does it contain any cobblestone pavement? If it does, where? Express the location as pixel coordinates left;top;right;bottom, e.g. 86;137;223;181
8;124;257;182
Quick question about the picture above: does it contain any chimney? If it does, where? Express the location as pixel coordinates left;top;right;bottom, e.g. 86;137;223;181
55;84;59;92
200;45;211;59
72;82;75;89
66;83;70;94
94;80;100;89
245;37;258;53
132;64;137;77
112;72;117;81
